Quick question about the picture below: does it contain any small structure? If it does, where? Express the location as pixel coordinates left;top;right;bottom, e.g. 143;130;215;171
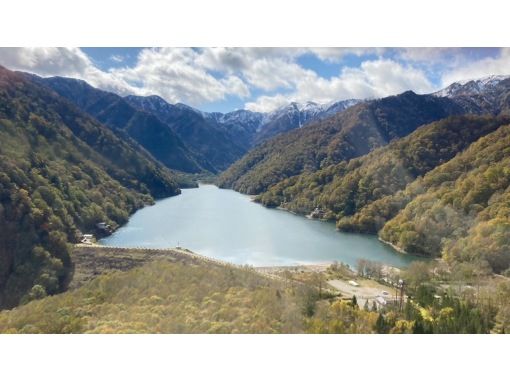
309;207;325;219
375;296;387;306
96;222;112;232
81;234;95;244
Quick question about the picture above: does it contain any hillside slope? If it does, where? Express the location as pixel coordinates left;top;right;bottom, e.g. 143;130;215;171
0;259;309;333
377;123;510;271
257;115;510;220
125;95;247;172
28;76;208;173
0;66;180;308
218;91;466;194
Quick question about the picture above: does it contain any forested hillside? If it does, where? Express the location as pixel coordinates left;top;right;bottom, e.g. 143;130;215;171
0;260;311;333
28;75;209;173
125;95;247;172
0;66;180;308
253;114;510;273
257;115;510;219
218;91;466;194
378;123;510;271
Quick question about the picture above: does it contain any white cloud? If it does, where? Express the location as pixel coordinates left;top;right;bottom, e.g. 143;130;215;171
0;47;251;106
245;59;435;112
440;48;510;86
245;94;292;112
110;54;124;63
308;47;386;62
397;47;462;63
0;47;138;95
2;47;501;113
110;48;250;105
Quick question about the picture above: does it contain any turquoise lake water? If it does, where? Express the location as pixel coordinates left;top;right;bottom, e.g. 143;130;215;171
100;184;417;268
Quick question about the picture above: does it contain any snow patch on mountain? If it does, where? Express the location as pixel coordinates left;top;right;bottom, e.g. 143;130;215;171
434;75;510;98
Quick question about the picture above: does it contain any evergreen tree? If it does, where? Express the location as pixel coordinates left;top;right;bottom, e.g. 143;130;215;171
375;313;387;333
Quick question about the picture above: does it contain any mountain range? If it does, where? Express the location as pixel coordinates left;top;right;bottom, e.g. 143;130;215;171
27;74;363;174
219;75;510;194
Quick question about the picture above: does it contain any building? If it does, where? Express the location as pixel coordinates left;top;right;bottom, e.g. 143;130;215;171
96;222;111;231
81;234;95;244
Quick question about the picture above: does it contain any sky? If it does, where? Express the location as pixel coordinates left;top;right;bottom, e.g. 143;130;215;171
0;47;508;113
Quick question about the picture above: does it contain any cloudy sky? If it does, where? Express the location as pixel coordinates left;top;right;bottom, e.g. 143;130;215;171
0;47;508;113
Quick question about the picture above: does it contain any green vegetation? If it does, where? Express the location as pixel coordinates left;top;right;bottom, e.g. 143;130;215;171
0;260;311;333
256;115;509;222
0;66;181;308
2;254;507;334
33;75;208;173
253;115;510;274
371;260;507;334
379;122;510;272
218;91;464;194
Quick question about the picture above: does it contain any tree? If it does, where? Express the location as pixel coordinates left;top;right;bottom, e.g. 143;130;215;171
375;313;387;333
356;259;368;277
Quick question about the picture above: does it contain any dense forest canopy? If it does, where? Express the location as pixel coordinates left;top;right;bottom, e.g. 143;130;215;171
257;115;509;218
28;75;210;173
0;66;180;308
254;115;510;273
218;91;467;194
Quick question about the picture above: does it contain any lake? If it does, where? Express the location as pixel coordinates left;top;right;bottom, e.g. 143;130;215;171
100;184;417;268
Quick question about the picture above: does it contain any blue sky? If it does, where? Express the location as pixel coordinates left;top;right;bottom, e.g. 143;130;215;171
0;47;508;113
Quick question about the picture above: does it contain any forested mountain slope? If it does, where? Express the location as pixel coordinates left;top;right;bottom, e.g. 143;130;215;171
218;91;466;194
125;95;247;172
257;115;510;218
252;99;361;145
377;123;510;271
27;75;208;173
0;66;180;308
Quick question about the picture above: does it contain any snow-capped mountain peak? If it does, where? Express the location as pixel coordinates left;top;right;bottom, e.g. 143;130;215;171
434;74;510;98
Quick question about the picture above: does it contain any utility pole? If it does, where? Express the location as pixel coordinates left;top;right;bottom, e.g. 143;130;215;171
398;279;405;312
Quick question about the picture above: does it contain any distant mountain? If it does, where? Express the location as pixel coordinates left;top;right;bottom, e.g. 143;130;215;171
126;95;362;153
26;76;208;173
125;95;249;172
434;75;509;98
254;99;361;144
0;66;180;308
218;91;467;194
23;73;363;173
204;109;264;150
433;75;510;115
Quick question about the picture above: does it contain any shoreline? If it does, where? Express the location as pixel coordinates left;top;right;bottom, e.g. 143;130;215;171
377;237;408;254
91;242;404;275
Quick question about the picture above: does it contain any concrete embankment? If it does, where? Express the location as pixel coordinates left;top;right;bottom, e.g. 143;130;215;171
70;244;283;289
